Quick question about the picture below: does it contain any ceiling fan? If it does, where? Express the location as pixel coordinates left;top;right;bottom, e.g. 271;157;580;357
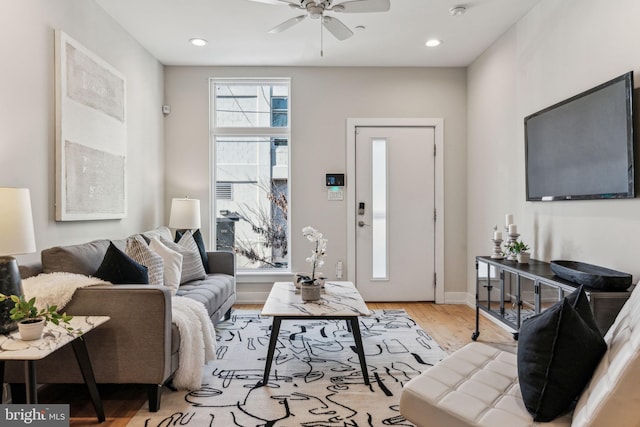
249;0;391;41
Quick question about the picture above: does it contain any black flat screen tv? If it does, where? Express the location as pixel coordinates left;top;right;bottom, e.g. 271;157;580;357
525;71;635;201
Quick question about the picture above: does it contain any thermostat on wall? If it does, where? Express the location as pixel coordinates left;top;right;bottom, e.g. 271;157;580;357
326;173;345;187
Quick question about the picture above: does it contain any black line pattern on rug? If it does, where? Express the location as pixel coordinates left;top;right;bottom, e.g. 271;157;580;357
136;309;446;427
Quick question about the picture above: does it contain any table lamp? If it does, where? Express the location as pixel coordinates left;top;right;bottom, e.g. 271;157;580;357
0;187;36;333
169;197;201;237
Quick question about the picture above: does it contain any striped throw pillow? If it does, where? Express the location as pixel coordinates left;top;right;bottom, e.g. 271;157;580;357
125;235;164;287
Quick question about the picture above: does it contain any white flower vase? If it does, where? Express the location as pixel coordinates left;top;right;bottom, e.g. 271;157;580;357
517;252;530;264
300;282;321;301
18;318;45;341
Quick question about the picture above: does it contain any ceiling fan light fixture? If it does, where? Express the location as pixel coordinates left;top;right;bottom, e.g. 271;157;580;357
425;39;442;47
189;38;208;47
449;6;466;16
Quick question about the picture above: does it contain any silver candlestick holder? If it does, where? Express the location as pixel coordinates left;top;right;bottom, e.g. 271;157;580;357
506;232;520;261
491;238;503;259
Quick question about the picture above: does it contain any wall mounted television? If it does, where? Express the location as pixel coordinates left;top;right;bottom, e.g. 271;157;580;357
525;71;635;201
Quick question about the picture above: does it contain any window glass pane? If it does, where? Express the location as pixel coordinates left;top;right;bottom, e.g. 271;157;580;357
371;138;387;279
214;136;289;269
215;83;289;128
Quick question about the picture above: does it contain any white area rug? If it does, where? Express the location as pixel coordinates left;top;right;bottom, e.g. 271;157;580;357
127;309;448;426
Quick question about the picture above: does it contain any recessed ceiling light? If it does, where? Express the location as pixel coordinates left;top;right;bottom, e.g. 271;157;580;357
450;6;466;16
189;38;208;47
425;39;442;47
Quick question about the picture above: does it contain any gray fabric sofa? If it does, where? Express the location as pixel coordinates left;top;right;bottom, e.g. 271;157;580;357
5;226;235;411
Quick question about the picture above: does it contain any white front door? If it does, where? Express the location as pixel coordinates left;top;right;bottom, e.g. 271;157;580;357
354;126;436;301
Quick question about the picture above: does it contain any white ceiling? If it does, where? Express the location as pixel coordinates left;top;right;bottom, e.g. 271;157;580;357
95;0;541;67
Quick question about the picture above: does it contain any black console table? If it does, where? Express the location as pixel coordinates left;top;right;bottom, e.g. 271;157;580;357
473;256;632;341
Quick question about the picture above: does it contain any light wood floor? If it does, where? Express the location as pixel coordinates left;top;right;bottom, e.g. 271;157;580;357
35;302;513;426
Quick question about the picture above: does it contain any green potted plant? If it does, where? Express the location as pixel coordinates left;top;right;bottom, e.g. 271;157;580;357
506;240;530;263
0;293;77;340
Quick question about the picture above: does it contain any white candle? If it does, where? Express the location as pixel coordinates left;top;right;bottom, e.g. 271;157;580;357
505;214;513;227
509;224;517;234
494;231;502;240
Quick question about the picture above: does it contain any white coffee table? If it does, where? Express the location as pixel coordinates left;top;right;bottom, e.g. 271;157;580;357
0;315;109;422
260;281;371;385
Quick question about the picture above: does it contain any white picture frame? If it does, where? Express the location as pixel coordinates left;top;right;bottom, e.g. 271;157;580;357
55;30;127;221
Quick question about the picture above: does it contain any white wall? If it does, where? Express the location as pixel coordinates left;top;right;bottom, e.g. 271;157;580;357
467;0;640;296
164;66;467;299
0;0;165;263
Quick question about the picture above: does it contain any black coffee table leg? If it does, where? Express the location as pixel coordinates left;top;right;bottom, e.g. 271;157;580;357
349;318;369;385
260;317;282;386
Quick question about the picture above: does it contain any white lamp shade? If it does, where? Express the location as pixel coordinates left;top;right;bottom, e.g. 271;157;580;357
0;187;36;256
169;198;201;229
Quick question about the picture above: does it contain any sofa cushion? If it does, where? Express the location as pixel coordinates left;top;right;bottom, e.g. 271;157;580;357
149;237;183;295
517;288;607;422
565;285;600;334
400;341;574;427
160;236;206;284
94;242;149;284
176;273;234;320
126;236;164;287
572;283;640;427
176;229;210;274
42;239;110;275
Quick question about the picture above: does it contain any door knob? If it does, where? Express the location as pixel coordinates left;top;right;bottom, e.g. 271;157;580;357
358;220;370;227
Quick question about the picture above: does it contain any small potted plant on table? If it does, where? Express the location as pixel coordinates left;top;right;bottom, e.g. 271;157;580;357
506;240;531;264
0;293;76;340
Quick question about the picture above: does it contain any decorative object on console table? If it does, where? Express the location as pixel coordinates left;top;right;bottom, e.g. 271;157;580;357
0;188;36;334
506;240;530;264
491;225;503;259
550;260;632;291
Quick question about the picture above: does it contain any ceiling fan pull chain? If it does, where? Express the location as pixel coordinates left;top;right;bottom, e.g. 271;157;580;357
320;19;324;57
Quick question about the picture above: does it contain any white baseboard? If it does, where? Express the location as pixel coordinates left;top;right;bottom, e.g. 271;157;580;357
236;291;269;304
443;292;469;304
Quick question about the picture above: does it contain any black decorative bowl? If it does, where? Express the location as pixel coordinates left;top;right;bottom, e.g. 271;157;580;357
550;260;632;291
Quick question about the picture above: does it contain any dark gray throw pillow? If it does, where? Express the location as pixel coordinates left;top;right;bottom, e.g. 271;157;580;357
94;242;149;284
517;287;606;422
565;285;601;334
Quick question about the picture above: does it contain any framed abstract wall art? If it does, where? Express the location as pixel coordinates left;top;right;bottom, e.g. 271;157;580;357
55;30;127;221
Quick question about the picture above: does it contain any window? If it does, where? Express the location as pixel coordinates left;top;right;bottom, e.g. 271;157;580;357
210;79;290;270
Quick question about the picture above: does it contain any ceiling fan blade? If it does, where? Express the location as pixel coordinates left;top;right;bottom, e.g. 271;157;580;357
333;0;390;13
247;0;300;5
268;15;307;34
322;16;353;41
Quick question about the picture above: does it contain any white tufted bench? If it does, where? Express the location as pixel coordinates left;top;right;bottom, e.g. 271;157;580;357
400;282;640;427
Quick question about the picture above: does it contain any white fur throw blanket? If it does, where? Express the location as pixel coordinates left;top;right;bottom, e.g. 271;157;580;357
171;296;216;390
21;272;111;311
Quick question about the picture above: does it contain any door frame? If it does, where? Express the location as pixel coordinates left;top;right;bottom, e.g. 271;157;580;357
346;118;445;303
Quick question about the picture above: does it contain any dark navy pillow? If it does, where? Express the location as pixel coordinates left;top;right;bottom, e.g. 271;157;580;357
94;241;149;284
517;287;606;422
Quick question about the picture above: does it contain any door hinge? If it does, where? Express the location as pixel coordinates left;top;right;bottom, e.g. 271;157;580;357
433;272;437;288
433;208;437;222
433;143;436;156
